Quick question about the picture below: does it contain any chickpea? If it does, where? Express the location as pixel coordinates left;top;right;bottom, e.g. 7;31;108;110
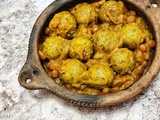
102;87;110;94
129;11;136;16
135;50;145;64
142;61;148;67
46;60;60;71
146;40;156;48
112;78;124;87
133;61;147;80
136;49;143;57
136;57;145;64
139;44;147;52
143;52;150;60
84;88;100;95
111;87;120;93
91;24;99;34
51;69;59;79
120;80;134;90
127;15;136;23
45;27;51;35
38;50;46;60
136;66;144;74
49;32;57;37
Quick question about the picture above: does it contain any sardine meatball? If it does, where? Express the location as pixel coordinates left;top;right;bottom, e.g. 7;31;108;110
110;48;136;74
85;62;115;88
69;37;93;61
59;59;87;88
73;3;97;26
49;11;76;38
120;23;145;49
98;1;127;24
93;29;122;53
41;36;69;60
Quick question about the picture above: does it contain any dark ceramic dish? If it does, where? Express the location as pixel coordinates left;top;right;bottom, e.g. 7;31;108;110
18;0;160;107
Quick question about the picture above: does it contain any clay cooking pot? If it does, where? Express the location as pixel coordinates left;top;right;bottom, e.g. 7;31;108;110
18;0;160;107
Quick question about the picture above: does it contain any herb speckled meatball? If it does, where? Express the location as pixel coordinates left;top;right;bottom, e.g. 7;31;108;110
42;36;69;60
84;62;115;88
59;59;87;88
110;48;136;74
120;23;145;49
98;1;127;24
49;11;76;38
73;3;97;26
93;29;123;53
69;37;93;61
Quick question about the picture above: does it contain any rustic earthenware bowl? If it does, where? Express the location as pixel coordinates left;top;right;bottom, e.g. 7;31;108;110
18;0;160;107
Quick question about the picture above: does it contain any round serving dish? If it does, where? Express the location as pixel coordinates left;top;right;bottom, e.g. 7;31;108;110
18;0;160;107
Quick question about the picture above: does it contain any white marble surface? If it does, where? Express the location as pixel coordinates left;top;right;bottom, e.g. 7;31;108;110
0;0;160;120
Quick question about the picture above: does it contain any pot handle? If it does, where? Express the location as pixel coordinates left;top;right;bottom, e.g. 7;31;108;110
18;62;51;90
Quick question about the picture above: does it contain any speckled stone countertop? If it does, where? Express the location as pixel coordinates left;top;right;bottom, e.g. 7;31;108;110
0;0;160;120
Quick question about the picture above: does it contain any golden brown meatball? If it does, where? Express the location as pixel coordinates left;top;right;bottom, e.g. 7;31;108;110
41;36;70;60
110;48;136;75
84;62;115;88
98;1;127;24
120;23;145;49
49;11;76;38
59;59;87;88
69;37;93;61
92;29;123;57
73;3;97;26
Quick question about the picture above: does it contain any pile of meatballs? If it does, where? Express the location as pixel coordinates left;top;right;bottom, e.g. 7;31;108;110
38;0;156;95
